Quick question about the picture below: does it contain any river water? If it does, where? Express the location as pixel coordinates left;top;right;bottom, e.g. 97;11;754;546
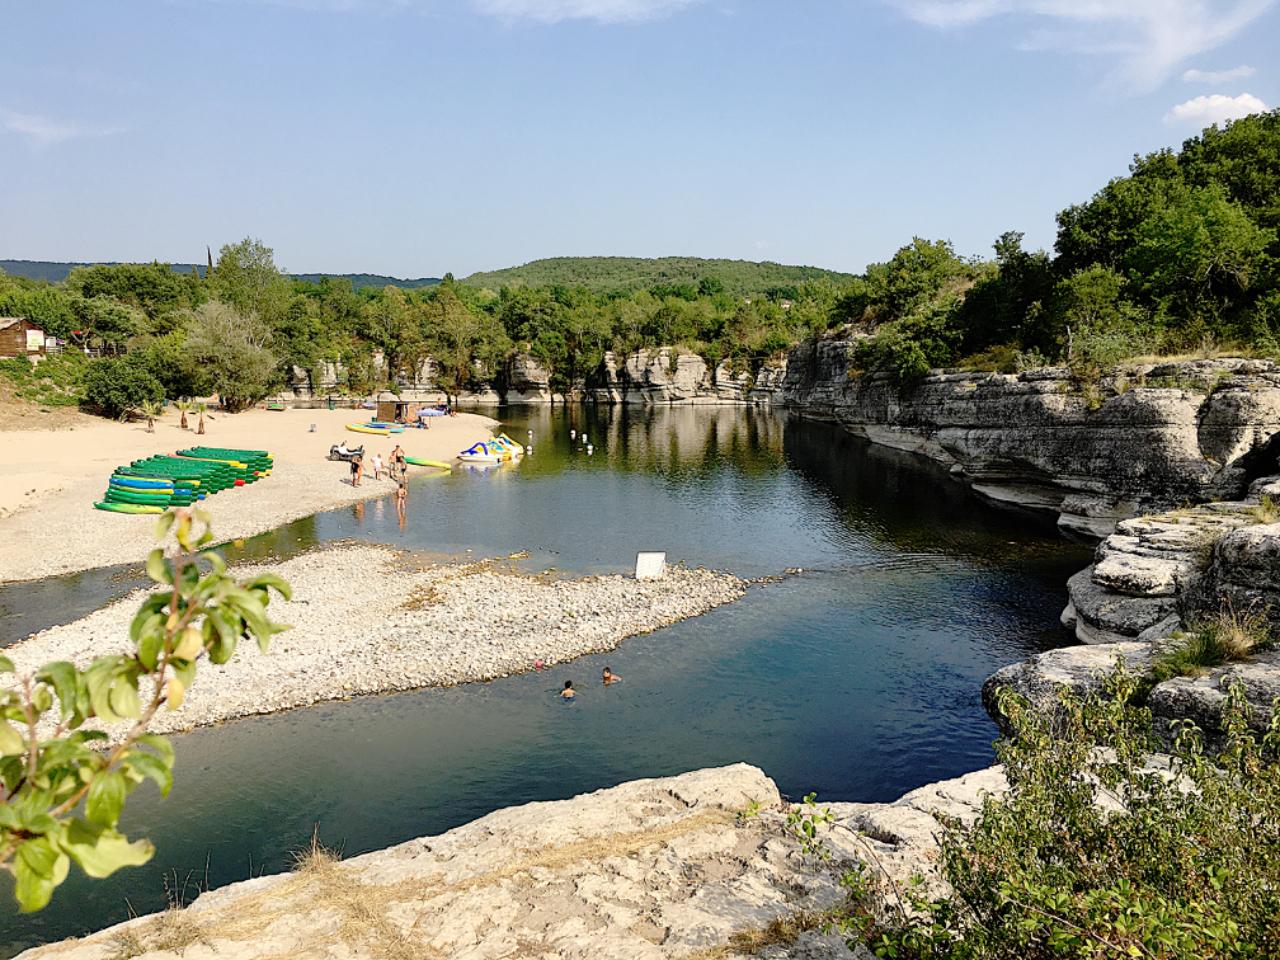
0;407;1090;955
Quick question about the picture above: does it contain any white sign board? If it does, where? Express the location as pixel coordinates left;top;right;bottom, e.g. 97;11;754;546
635;552;666;581
25;329;45;352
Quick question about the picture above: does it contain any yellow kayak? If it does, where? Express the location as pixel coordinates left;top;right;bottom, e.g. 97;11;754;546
404;457;452;469
347;424;393;435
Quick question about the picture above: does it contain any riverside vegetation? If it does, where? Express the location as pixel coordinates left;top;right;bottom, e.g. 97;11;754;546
0;512;289;913
791;665;1280;959
3;111;1280;415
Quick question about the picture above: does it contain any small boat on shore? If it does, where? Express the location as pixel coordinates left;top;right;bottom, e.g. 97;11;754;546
458;434;524;464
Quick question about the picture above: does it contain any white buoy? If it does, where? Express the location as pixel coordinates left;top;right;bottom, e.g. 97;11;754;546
582;434;589;445
525;445;532;454
570;429;576;439
528;429;533;436
587;444;594;455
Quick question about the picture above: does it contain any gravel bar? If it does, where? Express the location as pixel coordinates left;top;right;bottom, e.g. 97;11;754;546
4;546;748;741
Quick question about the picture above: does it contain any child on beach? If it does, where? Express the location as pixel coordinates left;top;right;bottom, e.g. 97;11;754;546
350;454;363;487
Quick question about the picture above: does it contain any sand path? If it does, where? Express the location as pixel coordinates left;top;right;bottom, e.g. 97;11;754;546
0;406;496;584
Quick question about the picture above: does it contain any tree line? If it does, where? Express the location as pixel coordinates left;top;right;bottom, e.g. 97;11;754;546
2;109;1277;416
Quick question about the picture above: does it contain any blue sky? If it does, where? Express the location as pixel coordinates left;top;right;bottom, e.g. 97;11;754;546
1;0;1276;277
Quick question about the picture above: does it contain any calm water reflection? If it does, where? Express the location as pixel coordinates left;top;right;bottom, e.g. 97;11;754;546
0;408;1090;954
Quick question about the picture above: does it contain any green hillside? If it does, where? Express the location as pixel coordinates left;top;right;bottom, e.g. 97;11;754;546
462;256;855;296
289;273;440;289
1;261;437;290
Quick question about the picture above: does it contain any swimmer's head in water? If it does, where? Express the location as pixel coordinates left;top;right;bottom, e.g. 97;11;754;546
564;680;573;690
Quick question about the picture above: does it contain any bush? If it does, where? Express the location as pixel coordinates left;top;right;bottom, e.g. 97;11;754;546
81;356;164;420
0;353;89;407
848;665;1280;959
183;302;279;413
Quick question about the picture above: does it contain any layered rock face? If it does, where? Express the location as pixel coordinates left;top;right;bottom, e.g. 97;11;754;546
588;349;757;405
769;344;1280;536
18;763;1015;960
988;477;1280;746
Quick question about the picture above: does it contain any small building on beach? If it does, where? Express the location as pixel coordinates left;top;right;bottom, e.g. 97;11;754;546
0;318;48;358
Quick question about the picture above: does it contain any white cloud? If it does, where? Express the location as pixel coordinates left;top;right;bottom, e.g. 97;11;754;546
1182;64;1256;83
1;110;123;147
470;0;699;22
895;1;1275;91
1164;91;1269;125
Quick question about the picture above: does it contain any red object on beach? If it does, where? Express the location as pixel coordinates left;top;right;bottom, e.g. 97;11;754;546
234;478;245;486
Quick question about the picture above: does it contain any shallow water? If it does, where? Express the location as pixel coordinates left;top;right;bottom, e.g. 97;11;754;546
0;408;1090;954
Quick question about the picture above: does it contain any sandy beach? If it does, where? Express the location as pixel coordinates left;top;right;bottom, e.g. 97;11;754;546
0;407;497;584
5;545;747;742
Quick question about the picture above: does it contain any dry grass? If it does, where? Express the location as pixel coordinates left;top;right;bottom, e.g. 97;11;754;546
106;907;207;959
1251;494;1280;525
687;909;835;959
1153;603;1272;681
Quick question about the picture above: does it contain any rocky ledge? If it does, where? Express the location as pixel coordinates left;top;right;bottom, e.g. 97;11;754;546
986;477;1280;746
17;762;1007;960
772;343;1280;536
5;546;747;743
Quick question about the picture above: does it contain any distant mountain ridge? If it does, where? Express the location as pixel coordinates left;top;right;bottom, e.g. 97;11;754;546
462;256;855;296
0;260;440;290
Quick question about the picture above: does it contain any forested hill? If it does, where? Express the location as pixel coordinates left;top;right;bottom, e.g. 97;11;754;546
0;261;204;283
462;256;856;295
1;261;438;290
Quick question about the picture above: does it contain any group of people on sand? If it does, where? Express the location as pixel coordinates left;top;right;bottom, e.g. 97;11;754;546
560;667;621;700
348;443;409;510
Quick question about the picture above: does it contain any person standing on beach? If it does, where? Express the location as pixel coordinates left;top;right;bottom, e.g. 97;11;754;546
351;453;363;487
370;451;384;480
391;444;407;479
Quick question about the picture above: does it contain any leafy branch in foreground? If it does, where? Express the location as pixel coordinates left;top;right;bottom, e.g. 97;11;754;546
0;510;290;912
837;664;1280;959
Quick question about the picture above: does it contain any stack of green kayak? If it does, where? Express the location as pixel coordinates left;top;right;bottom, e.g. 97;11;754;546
177;446;274;479
95;448;273;515
95;472;205;514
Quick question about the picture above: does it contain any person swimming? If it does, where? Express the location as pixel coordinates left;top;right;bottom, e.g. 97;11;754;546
602;667;621;685
560;680;576;700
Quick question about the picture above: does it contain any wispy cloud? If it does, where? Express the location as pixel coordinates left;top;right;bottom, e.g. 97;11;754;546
1;110;124;147
894;1;1275;92
1164;91;1268;125
470;0;700;22
1182;64;1256;83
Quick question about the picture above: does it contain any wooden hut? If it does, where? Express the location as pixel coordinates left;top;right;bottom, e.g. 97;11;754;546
375;397;426;424
0;318;47;358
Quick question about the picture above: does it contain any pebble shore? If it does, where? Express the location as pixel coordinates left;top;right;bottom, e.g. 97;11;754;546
5;546;747;742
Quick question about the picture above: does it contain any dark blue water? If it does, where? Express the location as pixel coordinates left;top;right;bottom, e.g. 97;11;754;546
0;407;1090;955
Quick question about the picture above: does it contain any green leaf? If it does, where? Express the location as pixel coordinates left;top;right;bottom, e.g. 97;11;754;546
137;631;164;672
86;770;128;827
108;678;141;720
62;820;154;879
128;594;169;644
123;750;173;797
14;836;70;912
242;572;292;602
0;655;13;673
84;662;120;723
36;662;80;725
145;548;172;586
0;722;26;757
134;733;175;768
154;511;177;539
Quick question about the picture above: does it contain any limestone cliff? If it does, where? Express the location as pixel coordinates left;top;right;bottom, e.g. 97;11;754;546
770;341;1280;536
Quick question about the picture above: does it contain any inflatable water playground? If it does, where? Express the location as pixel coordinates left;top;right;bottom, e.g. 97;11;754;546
94;447;273;514
458;434;524;464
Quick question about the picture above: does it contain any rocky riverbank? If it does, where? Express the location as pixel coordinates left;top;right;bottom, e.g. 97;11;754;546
771;342;1280;537
16;761;1006;960
985;474;1280;746
4;545;747;742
